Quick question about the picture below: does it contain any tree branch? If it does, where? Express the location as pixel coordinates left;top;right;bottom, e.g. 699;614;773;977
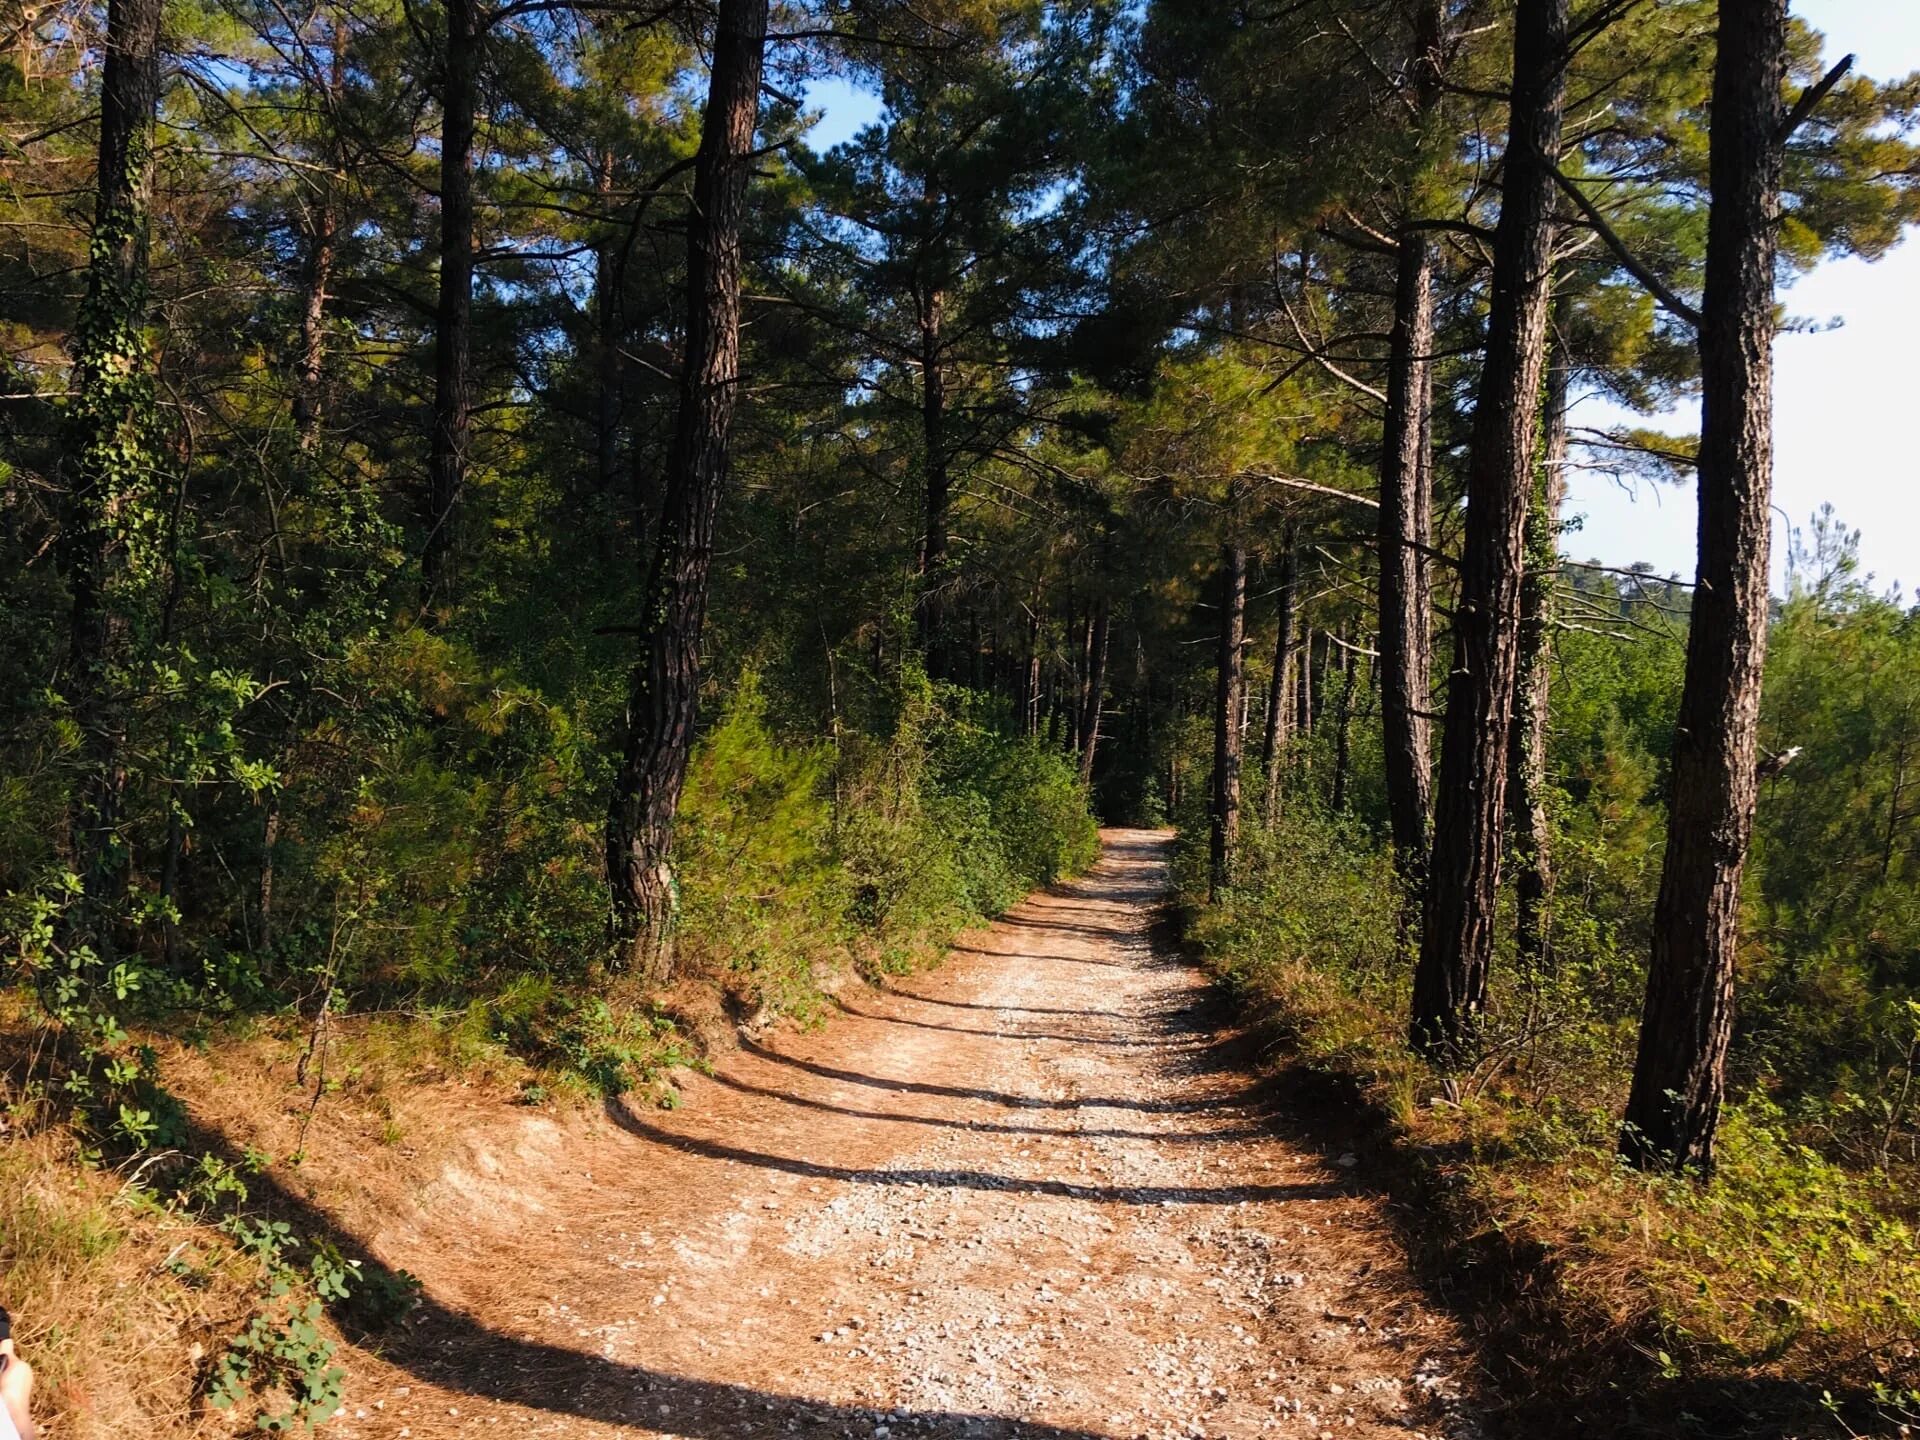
1547;165;1702;328
1778;54;1854;142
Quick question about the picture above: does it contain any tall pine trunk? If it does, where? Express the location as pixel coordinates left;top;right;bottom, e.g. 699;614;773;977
1023;605;1042;737
1260;531;1298;825
605;0;768;976
917;258;949;674
423;0;478;603
292;20;346;450
593;150;624;516
1331;635;1357;813
1208;543;1247;900
1377;0;1442;912
1378;228;1437;901
1412;0;1567;1059
1295;627;1313;743
63;0;166;953
1621;0;1786;1172
1078;596;1110;786
1510;299;1571;967
293;202;336;449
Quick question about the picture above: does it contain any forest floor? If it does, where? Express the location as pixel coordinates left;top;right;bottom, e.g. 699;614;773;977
313;830;1473;1440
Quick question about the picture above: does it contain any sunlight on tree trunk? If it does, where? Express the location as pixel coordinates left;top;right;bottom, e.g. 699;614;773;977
1622;0;1788;1174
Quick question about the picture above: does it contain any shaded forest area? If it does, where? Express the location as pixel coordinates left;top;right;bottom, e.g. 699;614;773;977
3;0;1920;1431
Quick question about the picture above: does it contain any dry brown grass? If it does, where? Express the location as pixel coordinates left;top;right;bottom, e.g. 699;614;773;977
0;1001;561;1440
0;1119;263;1439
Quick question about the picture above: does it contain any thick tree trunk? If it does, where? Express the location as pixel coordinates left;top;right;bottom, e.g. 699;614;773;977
1378;226;1437;897
1260;532;1298;825
1377;0;1444;879
1078;596;1110;786
1510;304;1571;968
1208;544;1247;900
1621;0;1785;1173
422;0;478;604
1412;0;1567;1060
604;0;768;977
62;0;165;954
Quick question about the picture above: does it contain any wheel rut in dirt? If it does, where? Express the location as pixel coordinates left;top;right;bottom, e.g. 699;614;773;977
329;829;1469;1439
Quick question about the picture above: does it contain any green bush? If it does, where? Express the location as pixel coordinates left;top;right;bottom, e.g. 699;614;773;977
1179;805;1920;1407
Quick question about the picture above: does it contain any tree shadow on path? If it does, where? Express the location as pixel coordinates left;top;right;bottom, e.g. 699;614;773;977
188;1116;1120;1440
698;1068;1272;1146
603;1094;1342;1206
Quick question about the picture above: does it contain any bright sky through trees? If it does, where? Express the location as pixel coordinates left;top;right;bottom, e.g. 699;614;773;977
1562;0;1920;592
806;5;1920;594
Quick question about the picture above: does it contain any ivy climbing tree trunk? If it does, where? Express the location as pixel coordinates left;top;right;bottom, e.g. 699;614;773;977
423;0;478;604
62;0;166;953
292;20;346;451
1209;542;1247;900
604;0;768;977
1412;0;1567;1060
1377;0;1443;918
1622;0;1787;1173
1509;298;1571;969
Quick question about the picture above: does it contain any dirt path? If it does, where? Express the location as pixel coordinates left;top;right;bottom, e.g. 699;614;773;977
329;830;1469;1440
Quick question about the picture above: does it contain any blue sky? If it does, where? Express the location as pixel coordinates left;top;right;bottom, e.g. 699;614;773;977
802;4;1920;595
1568;2;1920;594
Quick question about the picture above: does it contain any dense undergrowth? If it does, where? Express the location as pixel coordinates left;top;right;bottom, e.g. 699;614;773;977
1176;813;1920;1431
1168;538;1920;1434
0;660;1097;1435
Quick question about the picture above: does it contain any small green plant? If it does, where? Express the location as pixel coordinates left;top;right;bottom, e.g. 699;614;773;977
208;1219;353;1431
206;1300;345;1433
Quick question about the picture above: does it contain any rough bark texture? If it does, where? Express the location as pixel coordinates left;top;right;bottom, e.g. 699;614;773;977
1377;0;1442;905
422;0;478;603
605;0;768;976
1412;0;1567;1060
1208;544;1247;900
1510;306;1571;968
1078;596;1110;787
1622;0;1785;1173
1379;228;1437;896
63;0;165;951
1260;533;1298;825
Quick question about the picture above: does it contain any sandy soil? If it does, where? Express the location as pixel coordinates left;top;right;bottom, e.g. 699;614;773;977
324;829;1470;1440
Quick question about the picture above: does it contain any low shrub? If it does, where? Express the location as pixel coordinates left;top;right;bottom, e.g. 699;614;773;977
1178;808;1920;1430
